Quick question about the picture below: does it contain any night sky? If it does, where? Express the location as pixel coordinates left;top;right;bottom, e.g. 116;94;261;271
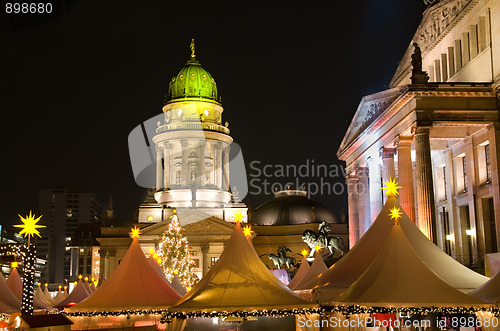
0;0;427;228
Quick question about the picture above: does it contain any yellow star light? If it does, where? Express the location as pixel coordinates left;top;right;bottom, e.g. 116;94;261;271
233;210;244;223
243;225;253;237
315;244;322;252
11;262;18;268
14;211;45;239
156;258;162;264
301;249;309;257
130;226;141;238
382;178;402;197
389;206;403;222
148;247;155;255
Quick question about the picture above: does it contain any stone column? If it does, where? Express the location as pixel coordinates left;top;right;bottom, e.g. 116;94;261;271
397;135;416;222
368;157;382;224
198;142;206;187
357;167;371;237
414;127;437;242
216;143;223;189
163;143;170;189
223;145;231;191
181;140;188;187
380;147;397;202
156;146;163;190
346;173;359;249
201;244;209;276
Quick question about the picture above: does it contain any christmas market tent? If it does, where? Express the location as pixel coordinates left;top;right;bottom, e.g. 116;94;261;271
171;274;187;296
55;280;90;308
334;214;488;308
148;255;170;285
170;221;312;313
307;195;489;302
52;288;66;305
35;283;54;308
293;251;327;291
5;267;49;309
43;285;54;303
0;273;19;310
83;281;92;293
66;234;180;313
470;270;500;303
287;256;310;290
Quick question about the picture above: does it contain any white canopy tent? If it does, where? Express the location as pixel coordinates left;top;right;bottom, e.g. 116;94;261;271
307;196;489;303
287;256;310;290
56;280;90;308
470;271;500;304
294;251;327;291
66;235;180;313
170;221;312;314
0;272;20;310
6;266;49;309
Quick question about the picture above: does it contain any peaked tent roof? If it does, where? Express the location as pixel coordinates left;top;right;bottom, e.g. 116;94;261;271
43;286;55;304
308;196;488;302
56;280;90;308
294;252;327;291
170;221;310;312
67;236;180;312
35;284;54;308
288;256;310;290
0;272;20;310
5;267;22;300
83;281;92;293
171;274;187;296
53;289;66;306
335;219;487;308
470;271;500;304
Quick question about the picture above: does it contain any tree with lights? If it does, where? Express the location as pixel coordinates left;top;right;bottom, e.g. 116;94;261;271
157;212;198;289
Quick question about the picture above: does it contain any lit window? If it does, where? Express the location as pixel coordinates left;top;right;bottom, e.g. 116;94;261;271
204;109;209;116
211;257;219;266
147;215;154;221
177;109;182;116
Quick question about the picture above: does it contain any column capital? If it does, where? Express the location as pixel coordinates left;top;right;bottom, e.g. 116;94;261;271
396;135;414;147
379;147;397;159
412;126;431;135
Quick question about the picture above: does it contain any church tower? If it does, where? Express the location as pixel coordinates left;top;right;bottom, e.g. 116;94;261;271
152;40;244;222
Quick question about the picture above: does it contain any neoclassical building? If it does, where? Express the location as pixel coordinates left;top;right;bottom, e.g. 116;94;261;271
97;43;347;281
338;0;500;269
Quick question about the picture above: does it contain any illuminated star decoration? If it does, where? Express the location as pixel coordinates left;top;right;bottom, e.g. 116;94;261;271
315;244;322;252
130;226;141;238
233;210;244;223
382;178;402;197
15;211;45;242
301;249;309;257
11;262;18;268
243;225;253;237
148;247;155;255
389;206;403;223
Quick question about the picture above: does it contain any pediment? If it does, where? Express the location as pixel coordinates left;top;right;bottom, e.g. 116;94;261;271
338;87;404;156
182;216;235;235
390;0;473;86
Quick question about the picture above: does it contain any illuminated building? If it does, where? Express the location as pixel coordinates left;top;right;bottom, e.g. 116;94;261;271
338;0;500;269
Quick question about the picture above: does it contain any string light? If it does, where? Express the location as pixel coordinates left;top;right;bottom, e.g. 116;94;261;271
157;214;198;288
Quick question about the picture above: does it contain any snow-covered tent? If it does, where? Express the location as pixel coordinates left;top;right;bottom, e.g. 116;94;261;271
66;234;180;313
470;271;500;304
55;280;90;308
307;195;489;303
293;251;327;291
170;221;312;314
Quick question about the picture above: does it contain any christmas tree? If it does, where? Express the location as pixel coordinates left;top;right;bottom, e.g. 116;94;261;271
157;212;198;289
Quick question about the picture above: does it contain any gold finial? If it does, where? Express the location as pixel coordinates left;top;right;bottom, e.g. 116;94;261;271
190;38;195;58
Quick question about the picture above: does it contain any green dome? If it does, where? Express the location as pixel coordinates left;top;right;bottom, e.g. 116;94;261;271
165;56;220;105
